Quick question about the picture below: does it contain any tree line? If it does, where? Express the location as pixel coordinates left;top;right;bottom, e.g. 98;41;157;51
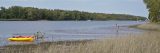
0;6;146;21
143;0;160;23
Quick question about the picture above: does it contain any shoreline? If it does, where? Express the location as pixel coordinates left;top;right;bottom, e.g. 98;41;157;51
1;40;93;47
130;23;160;31
0;19;145;21
0;40;93;53
2;31;160;53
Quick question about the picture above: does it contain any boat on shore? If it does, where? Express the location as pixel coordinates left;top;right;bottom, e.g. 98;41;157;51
8;35;35;42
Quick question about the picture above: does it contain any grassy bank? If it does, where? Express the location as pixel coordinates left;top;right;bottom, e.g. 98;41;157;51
1;40;92;53
130;23;160;31
1;31;160;53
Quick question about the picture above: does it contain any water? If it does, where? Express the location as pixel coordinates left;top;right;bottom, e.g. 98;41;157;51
0;21;145;46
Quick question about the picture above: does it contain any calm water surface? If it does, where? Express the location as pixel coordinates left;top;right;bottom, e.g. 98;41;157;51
0;21;145;46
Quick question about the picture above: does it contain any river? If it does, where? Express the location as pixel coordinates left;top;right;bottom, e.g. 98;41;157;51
0;21;145;46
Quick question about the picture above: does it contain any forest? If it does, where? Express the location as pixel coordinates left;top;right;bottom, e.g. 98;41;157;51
0;6;146;21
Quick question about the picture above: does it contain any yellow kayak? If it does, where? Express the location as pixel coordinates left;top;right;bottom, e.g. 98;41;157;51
8;38;34;42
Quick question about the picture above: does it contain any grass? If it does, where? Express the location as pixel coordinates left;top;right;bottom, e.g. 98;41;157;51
1;31;160;53
130;23;160;31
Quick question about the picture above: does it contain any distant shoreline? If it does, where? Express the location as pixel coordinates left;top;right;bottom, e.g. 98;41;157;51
0;19;27;21
0;6;146;21
0;19;144;21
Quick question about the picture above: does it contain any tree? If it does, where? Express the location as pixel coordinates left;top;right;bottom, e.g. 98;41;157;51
143;0;160;22
0;6;146;21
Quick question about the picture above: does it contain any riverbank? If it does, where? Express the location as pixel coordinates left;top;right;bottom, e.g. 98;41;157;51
0;40;92;53
130;23;160;31
1;31;160;53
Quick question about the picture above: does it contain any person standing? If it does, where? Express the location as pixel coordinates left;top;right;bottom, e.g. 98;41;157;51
34;31;44;39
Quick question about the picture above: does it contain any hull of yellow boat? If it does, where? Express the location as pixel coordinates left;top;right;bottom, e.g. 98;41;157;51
8;38;34;42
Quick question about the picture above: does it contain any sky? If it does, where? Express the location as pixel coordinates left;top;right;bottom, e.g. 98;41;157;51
0;0;148;17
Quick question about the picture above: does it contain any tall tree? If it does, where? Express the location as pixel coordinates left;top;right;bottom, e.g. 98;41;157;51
143;0;160;22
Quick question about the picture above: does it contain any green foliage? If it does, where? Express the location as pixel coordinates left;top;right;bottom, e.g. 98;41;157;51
0;6;146;21
143;0;160;22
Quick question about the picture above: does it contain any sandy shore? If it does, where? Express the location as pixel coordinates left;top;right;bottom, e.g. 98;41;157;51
130;23;160;31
